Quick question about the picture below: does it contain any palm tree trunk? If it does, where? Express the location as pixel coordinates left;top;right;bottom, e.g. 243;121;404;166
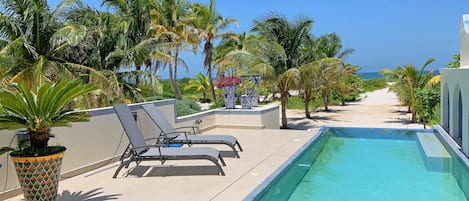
411;110;417;123
281;93;288;128
322;91;329;111
135;64;141;86
173;51;183;100
168;63;181;100
304;98;311;119
208;60;217;101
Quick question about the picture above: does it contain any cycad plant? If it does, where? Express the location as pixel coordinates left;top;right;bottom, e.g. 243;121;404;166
0;79;97;156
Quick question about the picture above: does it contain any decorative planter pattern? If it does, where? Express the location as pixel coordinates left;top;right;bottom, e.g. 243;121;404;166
241;75;261;107
223;85;238;109
241;95;252;109
11;150;65;201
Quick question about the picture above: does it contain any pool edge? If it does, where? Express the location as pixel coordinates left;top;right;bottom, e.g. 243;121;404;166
242;127;328;201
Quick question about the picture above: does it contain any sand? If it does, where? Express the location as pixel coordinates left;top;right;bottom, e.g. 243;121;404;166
286;88;424;129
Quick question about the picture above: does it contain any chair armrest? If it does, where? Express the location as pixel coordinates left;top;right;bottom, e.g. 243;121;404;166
163;131;190;140
133;144;164;149
175;126;198;134
144;137;162;143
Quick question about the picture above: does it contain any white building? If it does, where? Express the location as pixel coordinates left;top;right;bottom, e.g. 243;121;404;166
440;15;469;156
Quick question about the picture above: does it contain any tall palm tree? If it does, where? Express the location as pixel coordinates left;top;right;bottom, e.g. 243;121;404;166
101;0;153;78
315;33;355;59
191;0;238;102
66;6;164;105
215;33;285;77
0;0;104;88
252;14;312;128
252;14;313;74
150;0;197;100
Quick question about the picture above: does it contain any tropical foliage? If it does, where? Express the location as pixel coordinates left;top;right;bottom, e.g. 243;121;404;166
0;0;382;129
0;79;97;155
382;58;437;123
183;73;211;101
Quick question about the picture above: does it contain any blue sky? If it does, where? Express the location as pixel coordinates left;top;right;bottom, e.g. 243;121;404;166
50;0;469;78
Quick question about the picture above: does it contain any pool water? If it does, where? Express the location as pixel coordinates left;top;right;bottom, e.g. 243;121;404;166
252;128;469;201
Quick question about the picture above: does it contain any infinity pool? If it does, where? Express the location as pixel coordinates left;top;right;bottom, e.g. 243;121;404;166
248;127;469;201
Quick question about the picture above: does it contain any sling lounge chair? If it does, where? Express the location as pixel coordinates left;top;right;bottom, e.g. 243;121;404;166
141;103;243;158
112;103;226;178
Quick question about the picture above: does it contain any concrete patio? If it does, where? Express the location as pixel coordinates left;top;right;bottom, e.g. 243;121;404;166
6;128;319;201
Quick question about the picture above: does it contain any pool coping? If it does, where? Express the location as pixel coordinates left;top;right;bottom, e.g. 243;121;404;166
434;125;469;168
243;126;468;201
242;127;327;201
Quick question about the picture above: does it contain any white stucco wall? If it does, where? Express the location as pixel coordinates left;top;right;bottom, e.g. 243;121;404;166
441;68;469;156
0;100;280;199
461;15;469;67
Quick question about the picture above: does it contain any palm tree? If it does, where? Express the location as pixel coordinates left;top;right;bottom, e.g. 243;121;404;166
334;64;360;106
315;33;355;59
385;57;435;122
183;73;211;101
215;33;285;78
252;13;313;74
150;0;197;100
0;0;104;88
101;0;153;79
314;58;344;111
252;14;312;128
191;0;238;102
299;62;318;119
278;68;300;128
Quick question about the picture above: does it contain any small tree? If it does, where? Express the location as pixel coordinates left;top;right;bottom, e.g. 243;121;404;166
184;73;211;102
278;68;300;128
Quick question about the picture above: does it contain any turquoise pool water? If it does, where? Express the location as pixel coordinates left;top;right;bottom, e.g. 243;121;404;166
251;128;469;201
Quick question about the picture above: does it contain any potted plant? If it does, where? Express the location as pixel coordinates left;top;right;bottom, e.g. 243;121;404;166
240;80;256;109
0;80;97;201
240;75;261;107
215;75;241;109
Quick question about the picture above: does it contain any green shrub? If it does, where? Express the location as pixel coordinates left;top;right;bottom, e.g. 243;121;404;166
286;96;321;110
427;102;441;126
176;99;202;117
209;98;225;110
360;79;388;93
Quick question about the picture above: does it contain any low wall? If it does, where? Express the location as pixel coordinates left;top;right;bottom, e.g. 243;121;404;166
0;100;280;199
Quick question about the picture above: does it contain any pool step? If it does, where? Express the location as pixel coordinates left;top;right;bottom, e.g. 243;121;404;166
416;132;451;172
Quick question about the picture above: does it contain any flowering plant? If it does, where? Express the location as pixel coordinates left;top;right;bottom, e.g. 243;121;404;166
215;76;241;88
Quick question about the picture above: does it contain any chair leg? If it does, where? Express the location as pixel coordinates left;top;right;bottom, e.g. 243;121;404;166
219;154;226;166
212;157;226;176
237;141;244;152
113;160;131;178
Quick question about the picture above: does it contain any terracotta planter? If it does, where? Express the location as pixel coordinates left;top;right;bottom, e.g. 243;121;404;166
11;148;65;201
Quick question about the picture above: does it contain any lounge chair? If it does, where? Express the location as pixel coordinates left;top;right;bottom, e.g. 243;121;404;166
141;103;244;158
112;103;226;178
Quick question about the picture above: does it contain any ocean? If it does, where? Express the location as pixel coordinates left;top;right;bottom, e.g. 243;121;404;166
358;70;440;81
358;72;382;80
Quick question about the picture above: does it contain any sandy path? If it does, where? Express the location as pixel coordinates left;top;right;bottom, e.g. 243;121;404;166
286;88;424;129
